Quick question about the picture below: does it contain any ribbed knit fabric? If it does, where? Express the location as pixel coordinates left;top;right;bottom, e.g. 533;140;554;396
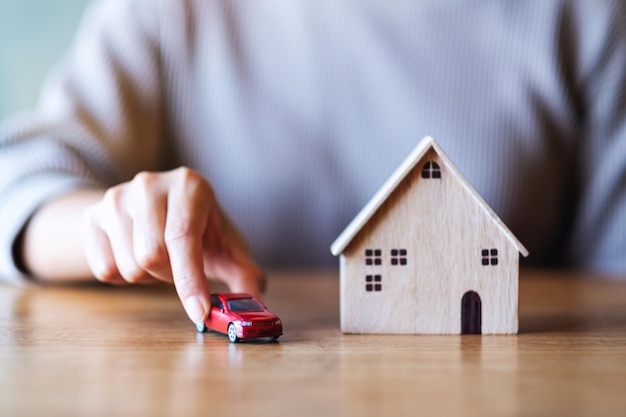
1;0;626;283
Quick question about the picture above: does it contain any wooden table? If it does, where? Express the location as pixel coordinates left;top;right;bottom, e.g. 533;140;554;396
1;270;625;417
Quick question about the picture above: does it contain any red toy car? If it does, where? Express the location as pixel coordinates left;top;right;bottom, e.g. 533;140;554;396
195;293;283;343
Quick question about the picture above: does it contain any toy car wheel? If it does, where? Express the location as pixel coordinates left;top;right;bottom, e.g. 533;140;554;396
227;323;239;343
195;322;207;333
270;335;280;341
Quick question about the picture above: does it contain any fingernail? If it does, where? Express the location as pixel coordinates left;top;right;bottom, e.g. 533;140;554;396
184;296;208;324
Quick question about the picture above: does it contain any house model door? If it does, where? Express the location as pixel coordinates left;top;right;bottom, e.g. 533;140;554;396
461;291;482;334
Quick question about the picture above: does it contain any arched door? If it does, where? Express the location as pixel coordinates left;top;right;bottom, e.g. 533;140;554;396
461;291;482;334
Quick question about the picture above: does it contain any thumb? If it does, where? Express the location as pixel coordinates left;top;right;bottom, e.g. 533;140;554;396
225;256;267;301
203;210;267;300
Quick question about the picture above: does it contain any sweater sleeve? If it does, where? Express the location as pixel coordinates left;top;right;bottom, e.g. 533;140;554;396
565;2;626;275
0;0;165;283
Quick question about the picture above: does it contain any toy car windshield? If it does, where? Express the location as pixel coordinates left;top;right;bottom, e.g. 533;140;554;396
227;298;264;312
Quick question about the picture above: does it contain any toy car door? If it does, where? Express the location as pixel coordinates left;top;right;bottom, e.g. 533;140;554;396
207;295;230;333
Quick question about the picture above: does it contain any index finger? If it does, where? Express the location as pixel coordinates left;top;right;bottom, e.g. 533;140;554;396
164;176;214;324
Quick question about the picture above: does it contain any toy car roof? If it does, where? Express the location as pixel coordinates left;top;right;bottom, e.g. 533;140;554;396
214;293;256;300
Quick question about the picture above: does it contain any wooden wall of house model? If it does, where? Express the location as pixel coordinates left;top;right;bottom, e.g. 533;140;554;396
330;136;528;335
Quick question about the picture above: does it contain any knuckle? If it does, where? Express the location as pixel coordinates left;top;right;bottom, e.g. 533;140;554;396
119;265;149;284
174;167;212;196
102;186;125;214
164;218;197;245
135;241;168;271
132;171;159;192
174;166;195;181
93;262;121;284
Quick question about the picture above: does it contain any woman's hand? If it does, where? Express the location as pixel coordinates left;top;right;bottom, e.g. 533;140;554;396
23;167;265;325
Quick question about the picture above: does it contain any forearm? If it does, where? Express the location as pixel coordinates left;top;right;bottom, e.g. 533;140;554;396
21;189;105;282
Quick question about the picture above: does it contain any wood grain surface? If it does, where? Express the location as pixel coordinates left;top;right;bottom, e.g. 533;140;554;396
1;270;625;417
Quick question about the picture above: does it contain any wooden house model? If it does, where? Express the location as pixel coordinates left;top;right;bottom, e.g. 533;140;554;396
330;136;528;335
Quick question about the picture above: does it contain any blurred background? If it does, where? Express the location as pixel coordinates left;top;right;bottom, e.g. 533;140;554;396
0;0;89;119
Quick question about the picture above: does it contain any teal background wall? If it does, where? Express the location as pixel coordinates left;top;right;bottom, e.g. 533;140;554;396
0;0;90;119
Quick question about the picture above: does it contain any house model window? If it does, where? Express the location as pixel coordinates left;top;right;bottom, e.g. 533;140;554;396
390;249;407;265
365;249;382;265
481;248;499;266
365;275;382;292
421;161;441;179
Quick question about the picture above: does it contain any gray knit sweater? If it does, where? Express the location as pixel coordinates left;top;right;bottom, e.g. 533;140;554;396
1;0;626;283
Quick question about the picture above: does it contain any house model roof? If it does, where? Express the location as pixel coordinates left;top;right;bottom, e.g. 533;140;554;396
330;136;529;257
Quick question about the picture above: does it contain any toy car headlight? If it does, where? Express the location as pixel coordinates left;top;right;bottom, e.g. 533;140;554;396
241;321;252;327
275;319;282;326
